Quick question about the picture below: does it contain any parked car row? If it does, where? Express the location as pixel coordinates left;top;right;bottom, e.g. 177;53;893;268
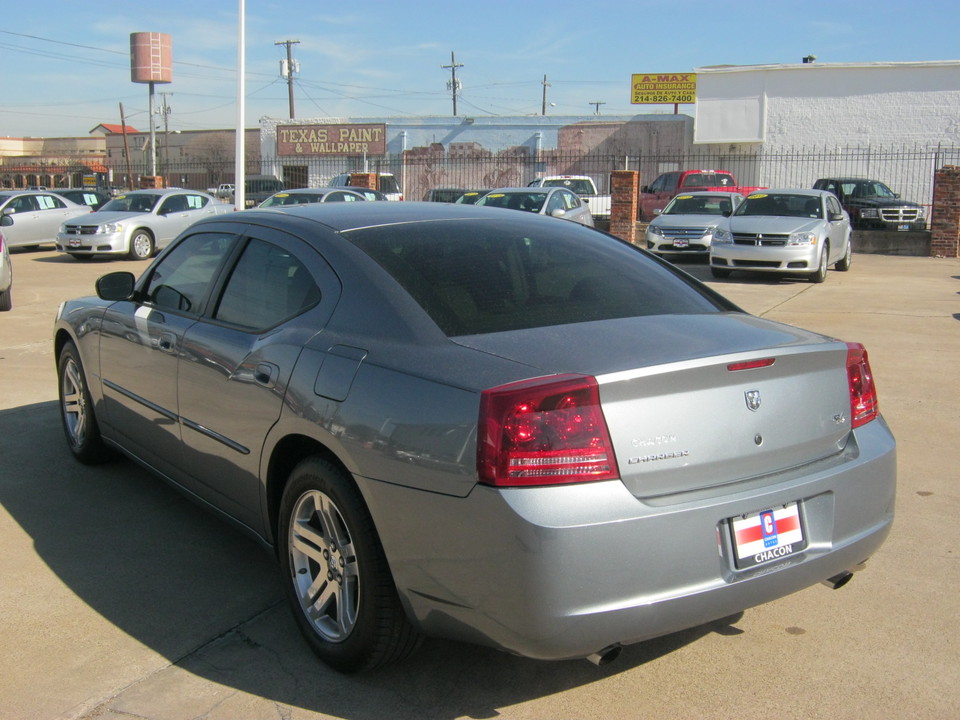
645;188;853;283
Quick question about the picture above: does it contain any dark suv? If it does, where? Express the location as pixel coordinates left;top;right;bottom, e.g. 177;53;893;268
813;177;926;231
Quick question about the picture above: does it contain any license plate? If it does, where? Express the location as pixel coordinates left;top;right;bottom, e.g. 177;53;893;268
674;239;689;248
730;502;806;569
897;224;909;232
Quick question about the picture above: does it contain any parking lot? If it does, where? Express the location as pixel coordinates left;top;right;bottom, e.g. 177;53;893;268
1;247;958;720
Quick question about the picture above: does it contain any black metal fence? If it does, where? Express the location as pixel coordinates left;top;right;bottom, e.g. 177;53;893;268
6;144;960;217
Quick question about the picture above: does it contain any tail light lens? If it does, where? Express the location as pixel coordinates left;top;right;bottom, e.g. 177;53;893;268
846;342;879;428
478;374;619;487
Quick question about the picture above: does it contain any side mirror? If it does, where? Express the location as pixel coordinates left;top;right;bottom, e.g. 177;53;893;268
0;213;13;227
641;185;650;193
722;210;732;217
96;271;136;301
828;212;844;222
550;209;566;218
653;208;663;215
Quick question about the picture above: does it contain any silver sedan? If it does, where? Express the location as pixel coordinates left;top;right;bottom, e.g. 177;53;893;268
0;190;91;248
56;188;233;260
259;187;371;207
54;202;894;673
474;187;594;226
710;189;852;282
646;191;745;256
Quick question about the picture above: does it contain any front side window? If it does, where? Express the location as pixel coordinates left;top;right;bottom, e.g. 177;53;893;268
215;238;320;330
143;232;237;314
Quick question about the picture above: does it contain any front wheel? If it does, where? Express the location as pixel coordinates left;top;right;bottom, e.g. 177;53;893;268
128;230;154;260
58;341;110;464
279;457;422;673
811;245;829;283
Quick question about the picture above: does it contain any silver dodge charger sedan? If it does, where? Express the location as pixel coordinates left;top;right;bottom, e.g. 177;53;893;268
54;202;895;673
710;189;852;282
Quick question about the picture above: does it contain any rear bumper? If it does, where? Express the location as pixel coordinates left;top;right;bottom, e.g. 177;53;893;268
362;417;896;660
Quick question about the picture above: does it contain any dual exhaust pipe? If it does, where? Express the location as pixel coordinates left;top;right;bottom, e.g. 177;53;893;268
585;569;857;666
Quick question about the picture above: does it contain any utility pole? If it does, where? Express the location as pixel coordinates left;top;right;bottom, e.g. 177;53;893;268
442;51;463;116
276;39;300;119
157;92;172;178
541;74;551;115
589;101;606;116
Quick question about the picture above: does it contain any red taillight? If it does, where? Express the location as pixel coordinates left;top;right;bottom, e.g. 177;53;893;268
478;374;619;487
846;342;879;428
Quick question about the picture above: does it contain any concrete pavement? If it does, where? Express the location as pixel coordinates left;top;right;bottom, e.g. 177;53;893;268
1;248;958;719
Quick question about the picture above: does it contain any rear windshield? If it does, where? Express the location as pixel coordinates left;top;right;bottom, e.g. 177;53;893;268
347;217;728;336
664;194;734;216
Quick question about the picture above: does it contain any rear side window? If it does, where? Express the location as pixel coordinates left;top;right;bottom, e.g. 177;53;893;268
347;218;727;336
215;238;320;330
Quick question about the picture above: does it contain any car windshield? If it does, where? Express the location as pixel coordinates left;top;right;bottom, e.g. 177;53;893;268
852;181;896;198
261;193;327;207
478;192;547;213
100;194;159;213
346;216;728;336
542;179;594;195
735;193;822;219
663;195;732;216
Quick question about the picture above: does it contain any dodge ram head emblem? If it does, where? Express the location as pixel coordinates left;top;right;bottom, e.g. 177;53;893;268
745;390;762;411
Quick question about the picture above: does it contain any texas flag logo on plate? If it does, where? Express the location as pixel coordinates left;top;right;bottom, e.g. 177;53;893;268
730;502;806;569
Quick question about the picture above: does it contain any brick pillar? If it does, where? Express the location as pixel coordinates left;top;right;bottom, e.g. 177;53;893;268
931;165;960;258
609;170;639;244
348;172;377;190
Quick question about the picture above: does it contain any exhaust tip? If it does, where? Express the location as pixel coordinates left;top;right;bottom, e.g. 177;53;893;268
822;570;854;590
586;644;622;666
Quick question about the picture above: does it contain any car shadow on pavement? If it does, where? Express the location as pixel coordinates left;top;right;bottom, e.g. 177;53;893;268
1;401;742;718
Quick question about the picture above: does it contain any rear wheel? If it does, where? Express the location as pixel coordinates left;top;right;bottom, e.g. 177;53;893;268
58;341;110;464
128;230;154;260
835;239;852;272
279;457;422;673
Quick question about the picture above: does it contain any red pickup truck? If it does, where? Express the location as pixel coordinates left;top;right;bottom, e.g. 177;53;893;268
640;170;764;220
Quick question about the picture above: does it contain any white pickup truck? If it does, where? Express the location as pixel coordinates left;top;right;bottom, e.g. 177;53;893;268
527;175;611;219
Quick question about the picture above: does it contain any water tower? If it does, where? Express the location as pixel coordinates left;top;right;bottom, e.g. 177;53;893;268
130;32;173;178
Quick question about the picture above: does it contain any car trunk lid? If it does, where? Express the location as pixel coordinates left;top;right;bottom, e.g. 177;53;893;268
454;313;852;498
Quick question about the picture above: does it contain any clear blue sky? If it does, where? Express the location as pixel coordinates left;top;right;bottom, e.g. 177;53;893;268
2;0;957;138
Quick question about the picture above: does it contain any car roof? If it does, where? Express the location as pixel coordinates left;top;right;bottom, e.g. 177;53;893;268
746;188;828;197
233;198;551;233
671;191;744;198
118;188;207;196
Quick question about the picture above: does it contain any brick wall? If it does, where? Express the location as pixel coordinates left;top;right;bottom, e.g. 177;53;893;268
609;170;639;244
348;172;377;190
931;166;960;258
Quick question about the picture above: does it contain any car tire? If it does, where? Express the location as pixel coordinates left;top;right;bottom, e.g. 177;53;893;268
710;267;732;279
811;245;829;283
128;230;154;261
58;341;111;464
279;457;423;673
0;287;11;311
835;239;853;272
